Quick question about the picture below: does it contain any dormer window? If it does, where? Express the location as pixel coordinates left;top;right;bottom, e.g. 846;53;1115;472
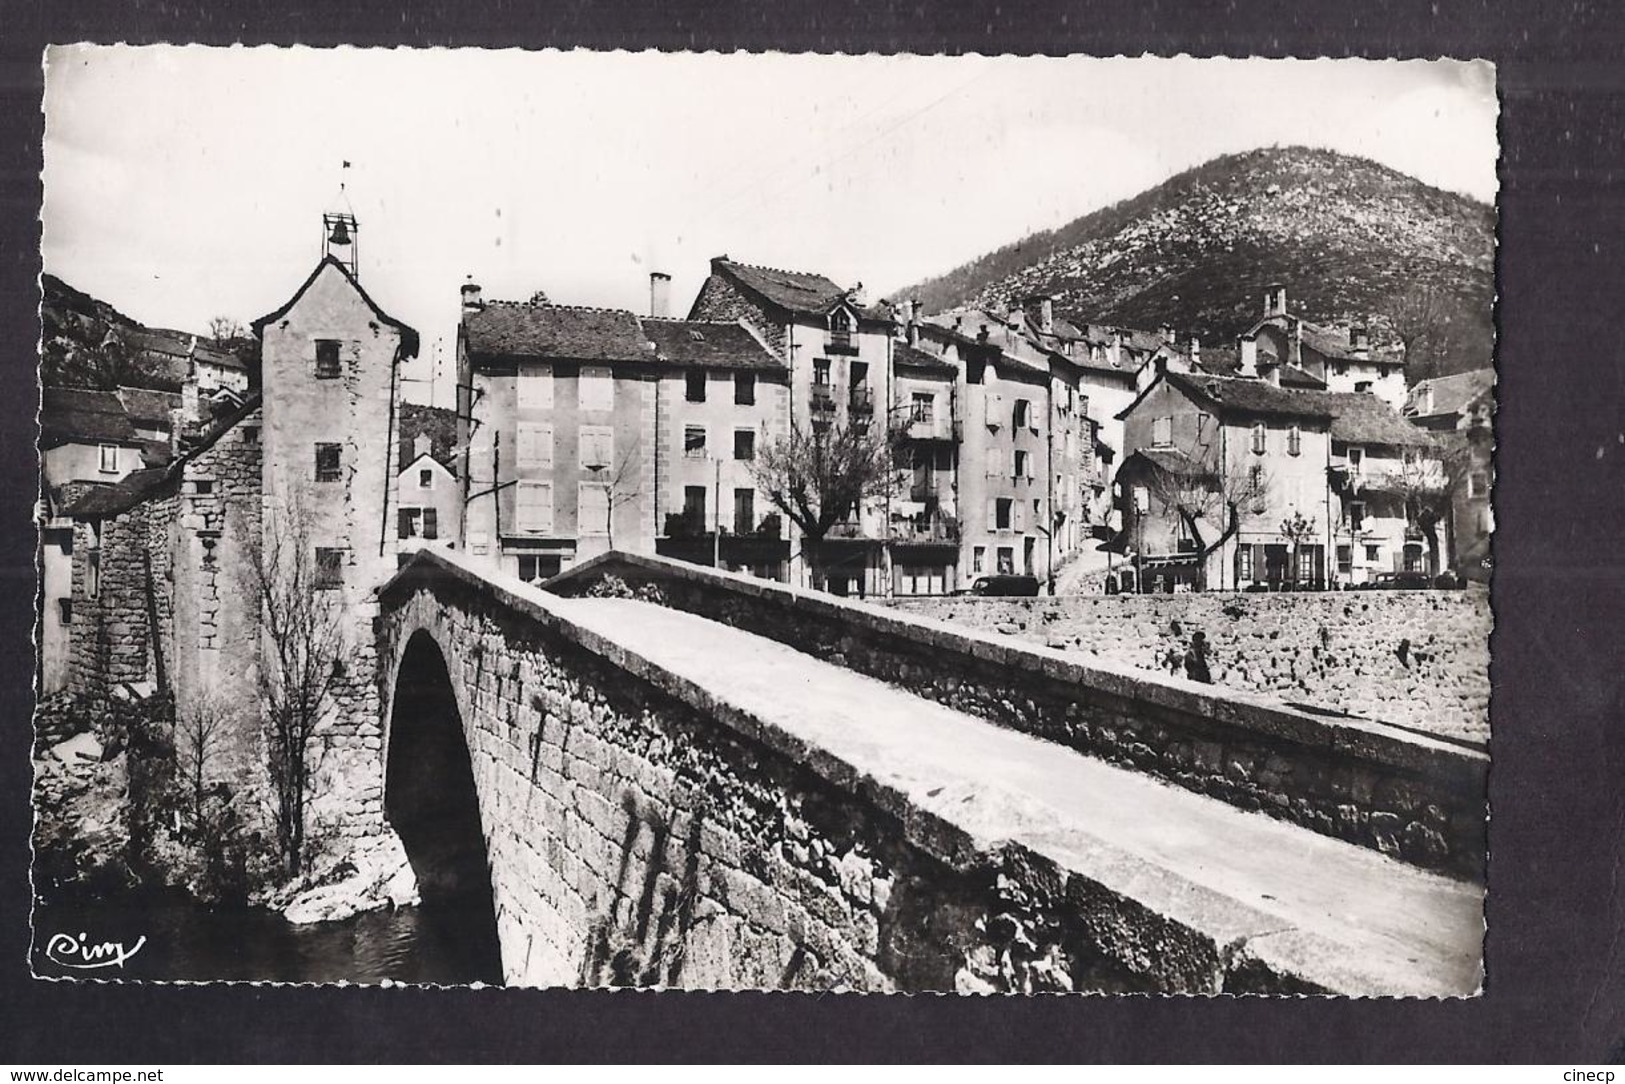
828;308;853;349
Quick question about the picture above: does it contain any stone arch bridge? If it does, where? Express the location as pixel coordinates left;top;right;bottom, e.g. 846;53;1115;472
376;548;1486;995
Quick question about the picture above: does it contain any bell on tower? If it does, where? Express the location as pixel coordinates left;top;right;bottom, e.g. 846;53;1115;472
322;160;360;277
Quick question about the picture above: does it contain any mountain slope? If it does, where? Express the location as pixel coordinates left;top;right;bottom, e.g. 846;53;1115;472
897;147;1495;379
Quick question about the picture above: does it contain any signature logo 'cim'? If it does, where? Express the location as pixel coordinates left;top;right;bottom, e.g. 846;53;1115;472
43;931;147;971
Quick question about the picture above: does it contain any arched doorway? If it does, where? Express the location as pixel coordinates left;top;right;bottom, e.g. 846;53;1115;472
385;630;503;984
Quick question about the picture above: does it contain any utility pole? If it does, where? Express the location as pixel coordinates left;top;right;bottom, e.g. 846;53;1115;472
713;454;721;568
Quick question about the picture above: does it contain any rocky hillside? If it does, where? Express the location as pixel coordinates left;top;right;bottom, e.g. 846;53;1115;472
897;147;1495;380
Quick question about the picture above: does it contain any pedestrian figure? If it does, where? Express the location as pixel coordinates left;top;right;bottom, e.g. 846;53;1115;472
1184;631;1212;684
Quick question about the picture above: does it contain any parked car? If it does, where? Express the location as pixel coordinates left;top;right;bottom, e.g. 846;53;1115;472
970;574;1041;597
1365;571;1433;590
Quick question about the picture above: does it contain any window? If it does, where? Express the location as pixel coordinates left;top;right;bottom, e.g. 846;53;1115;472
315;442;341;482
518;554;562;583
517;363;554;409
1250;465;1266;513
995;498;1013;530
1013;398;1030;429
1348;501;1365;533
1133;485;1150;514
579;483;610;536
1250;422;1267;455
1355;381;1373;394
56;597;72;625
1347;446;1364;474
1152;416;1172;447
1014;500;1026;531
315;548;345;589
192;479;214;495
515;481;554;534
735;372;755;405
972;546;985;573
912;392;934;423
684;426;707;458
1469;471;1489;499
686;369;707;402
315;339;341;379
98;444;118;474
1365;543;1380;563
242;426;259;445
1237;544;1254;583
734;429;755;461
579;366;614;413
996;547;1015;575
1013;449;1030;480
579;426;614;470
398;508;421;539
1337;545;1352;574
516;422;554;470
813;358;831;386
733;488;755;534
422;508;437;540
1287;424;1302;456
419;468;433;489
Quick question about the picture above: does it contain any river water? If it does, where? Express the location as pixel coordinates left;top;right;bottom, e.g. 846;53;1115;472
31;891;504;985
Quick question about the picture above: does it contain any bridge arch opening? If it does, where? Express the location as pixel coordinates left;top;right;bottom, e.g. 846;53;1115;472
385;630;503;984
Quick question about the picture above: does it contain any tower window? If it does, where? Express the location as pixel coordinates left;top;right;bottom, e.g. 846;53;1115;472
315;442;342;482
315;339;341;379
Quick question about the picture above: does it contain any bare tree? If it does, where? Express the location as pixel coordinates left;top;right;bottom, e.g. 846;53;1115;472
177;690;234;828
1278;510;1319;590
243;497;346;876
585;437;643;550
207;316;246;347
1385;438;1464;578
748;416;904;585
1382;282;1455;384
1142;452;1272;590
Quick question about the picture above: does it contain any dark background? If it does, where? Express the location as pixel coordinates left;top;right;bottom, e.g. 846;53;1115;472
2;0;1621;1063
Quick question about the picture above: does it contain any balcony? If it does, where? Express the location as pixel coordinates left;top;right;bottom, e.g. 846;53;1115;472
826;330;858;356
891;510;960;545
810;382;837;413
849;386;874;414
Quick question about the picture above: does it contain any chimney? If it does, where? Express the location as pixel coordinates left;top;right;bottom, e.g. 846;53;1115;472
650;271;671;318
1264;283;1287;317
848;281;867;308
1039;296;1054;334
1109;329;1125;369
180;379;200;425
906;299;920;347
1189;336;1201;366
1350;324;1370;359
1239;336;1259;378
1160;323;1177;345
460;278;483;316
1263;362;1281;388
414;432;433;460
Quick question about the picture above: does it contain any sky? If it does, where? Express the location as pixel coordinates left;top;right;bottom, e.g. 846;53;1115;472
42;48;1499;404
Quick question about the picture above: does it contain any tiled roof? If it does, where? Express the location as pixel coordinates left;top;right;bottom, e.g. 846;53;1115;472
1165;372;1335;421
1195;350;1327;389
643;319;785;372
712;257;847;316
1299;389;1436;447
464;301;655;364
893;340;957;376
59;467;171;519
138;439;175;468
398;402;461;474
1406;368;1495;420
1251;314;1404;368
116;386;182;427
40;387;140;447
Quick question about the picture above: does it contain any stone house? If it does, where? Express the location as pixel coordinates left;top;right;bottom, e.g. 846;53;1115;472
1404;368;1495;581
887;325;961;595
686;257;896;596
395;402;461;559
457;280;788;584
60;244;420;844
1116;363;1449;592
1242;284;1408;409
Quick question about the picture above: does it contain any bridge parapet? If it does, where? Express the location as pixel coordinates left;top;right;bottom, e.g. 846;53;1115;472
379;549;1480;994
548;552;1488;882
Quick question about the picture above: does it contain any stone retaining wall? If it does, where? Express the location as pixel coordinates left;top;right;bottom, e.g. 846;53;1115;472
380;553;1400;993
548;553;1488;882
883;592;1491;743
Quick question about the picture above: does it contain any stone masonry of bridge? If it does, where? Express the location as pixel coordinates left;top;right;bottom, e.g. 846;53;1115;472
379;548;1483;994
549;552;1488;881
